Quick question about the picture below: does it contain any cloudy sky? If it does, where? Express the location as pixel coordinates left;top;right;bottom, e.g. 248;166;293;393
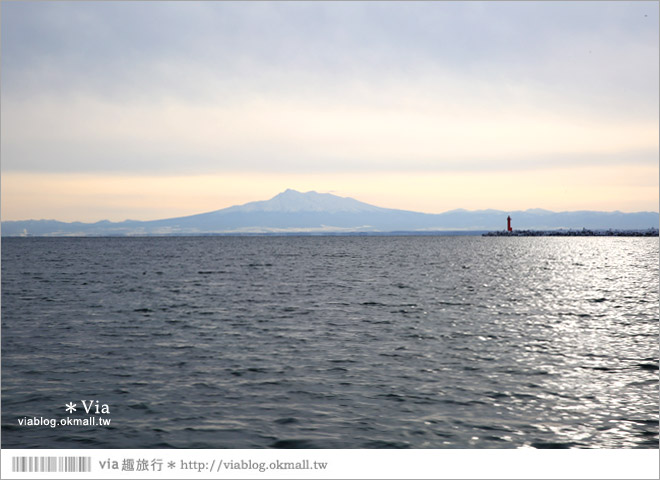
1;1;658;221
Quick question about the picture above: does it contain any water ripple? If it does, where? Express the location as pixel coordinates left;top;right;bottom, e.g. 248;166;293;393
2;236;658;448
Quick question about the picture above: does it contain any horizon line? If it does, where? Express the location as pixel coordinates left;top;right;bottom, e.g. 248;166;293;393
2;188;659;224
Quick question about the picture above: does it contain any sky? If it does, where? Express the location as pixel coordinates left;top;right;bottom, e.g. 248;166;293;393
1;1;658;222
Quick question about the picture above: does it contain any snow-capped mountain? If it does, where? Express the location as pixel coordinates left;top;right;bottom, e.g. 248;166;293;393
2;189;658;236
220;189;386;214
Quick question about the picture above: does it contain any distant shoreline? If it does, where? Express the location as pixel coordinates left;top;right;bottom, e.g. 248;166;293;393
2;229;659;238
483;228;659;237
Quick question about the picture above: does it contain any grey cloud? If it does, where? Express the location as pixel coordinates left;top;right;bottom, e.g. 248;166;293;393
2;1;658;175
4;1;657;95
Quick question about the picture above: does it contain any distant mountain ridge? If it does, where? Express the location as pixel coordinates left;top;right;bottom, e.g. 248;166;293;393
221;189;385;213
2;189;658;236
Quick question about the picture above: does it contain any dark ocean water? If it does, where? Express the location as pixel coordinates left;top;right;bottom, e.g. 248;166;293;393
2;236;658;449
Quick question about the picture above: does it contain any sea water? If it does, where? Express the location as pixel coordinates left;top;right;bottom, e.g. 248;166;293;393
1;236;658;448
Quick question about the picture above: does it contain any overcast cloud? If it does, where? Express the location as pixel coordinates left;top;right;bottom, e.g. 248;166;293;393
2;1;657;175
1;1;658;221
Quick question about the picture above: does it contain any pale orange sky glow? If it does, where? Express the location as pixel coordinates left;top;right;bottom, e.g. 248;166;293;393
2;166;657;222
1;2;658;222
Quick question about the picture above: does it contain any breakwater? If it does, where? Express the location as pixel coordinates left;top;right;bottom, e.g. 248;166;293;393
483;228;659;237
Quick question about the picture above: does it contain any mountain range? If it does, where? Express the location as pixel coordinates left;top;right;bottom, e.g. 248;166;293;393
2;189;658;236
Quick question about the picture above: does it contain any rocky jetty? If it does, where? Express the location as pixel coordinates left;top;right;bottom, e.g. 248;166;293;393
483;228;659;237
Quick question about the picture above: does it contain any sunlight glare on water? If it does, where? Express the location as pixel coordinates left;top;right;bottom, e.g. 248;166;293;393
1;236;658;449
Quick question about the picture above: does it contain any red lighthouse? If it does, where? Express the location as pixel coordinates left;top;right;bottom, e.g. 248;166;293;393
507;215;512;232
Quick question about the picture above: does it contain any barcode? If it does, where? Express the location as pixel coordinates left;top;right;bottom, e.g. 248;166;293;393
11;456;92;473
